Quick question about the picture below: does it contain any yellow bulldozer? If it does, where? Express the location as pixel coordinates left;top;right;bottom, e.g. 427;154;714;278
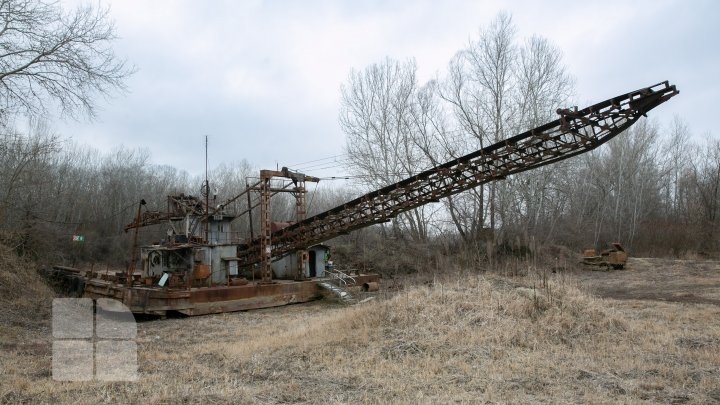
582;243;628;270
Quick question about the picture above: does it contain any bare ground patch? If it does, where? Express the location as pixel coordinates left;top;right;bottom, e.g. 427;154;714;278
570;257;720;305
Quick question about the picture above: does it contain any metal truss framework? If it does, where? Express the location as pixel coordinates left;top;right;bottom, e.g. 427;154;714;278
236;82;678;267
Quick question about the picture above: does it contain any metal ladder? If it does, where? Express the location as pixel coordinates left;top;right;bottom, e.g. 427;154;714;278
318;268;356;302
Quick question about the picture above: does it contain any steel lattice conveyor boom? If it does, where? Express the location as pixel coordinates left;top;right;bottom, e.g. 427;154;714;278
237;81;678;265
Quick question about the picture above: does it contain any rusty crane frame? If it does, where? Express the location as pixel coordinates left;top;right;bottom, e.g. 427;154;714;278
65;81;677;316
250;168;319;283
237;81;678;270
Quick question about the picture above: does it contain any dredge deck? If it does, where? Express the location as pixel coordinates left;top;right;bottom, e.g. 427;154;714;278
48;266;380;316
80;273;380;316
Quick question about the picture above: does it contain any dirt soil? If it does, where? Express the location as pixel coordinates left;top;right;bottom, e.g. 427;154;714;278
571;257;720;306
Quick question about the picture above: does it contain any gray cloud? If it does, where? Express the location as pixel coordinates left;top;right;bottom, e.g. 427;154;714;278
56;0;719;177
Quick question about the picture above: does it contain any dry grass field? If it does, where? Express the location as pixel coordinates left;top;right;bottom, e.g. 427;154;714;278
2;252;720;404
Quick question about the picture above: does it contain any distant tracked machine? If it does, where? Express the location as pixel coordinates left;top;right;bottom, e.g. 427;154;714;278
582;243;628;270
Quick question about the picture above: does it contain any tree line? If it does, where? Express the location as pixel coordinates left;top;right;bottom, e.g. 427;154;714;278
1;4;717;268
340;13;719;258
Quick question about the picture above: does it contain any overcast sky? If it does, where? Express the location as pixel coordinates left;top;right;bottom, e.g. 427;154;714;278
56;0;718;178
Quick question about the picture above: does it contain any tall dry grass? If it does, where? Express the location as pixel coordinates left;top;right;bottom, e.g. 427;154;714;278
213;274;718;403
208;275;639;402
0;241;55;342
2;256;719;403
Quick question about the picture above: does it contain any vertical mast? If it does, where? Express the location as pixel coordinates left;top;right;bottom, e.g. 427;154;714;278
204;135;209;243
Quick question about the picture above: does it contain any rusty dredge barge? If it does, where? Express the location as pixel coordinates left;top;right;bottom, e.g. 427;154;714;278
52;81;678;316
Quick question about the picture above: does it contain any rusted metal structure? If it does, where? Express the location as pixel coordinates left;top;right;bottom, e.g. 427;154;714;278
237;81;678;264
58;81;677;316
583;243;628;270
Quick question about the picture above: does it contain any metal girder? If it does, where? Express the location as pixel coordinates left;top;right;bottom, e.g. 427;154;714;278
237;81;678;266
124;194;205;231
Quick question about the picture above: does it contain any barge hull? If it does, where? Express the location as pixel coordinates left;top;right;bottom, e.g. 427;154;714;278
82;274;381;316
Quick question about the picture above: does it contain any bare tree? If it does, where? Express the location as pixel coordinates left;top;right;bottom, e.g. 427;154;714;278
435;13;517;243
0;0;134;121
437;13;574;247
661;116;692;217
515;36;573;128
340;58;433;242
0;119;59;227
562;120;664;251
687;137;720;252
498;35;574;244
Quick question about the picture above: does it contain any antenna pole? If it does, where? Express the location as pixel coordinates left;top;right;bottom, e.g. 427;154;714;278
204;135;209;243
